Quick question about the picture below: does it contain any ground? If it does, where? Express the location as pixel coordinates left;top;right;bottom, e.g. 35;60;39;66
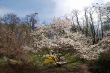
0;64;92;73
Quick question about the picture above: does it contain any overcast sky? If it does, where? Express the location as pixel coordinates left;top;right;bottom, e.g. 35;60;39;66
0;0;109;22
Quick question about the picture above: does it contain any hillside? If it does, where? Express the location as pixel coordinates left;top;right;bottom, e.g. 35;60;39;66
29;20;110;60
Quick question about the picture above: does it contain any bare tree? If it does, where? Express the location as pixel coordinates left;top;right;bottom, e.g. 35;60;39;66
3;13;20;31
103;2;110;31
72;10;82;31
84;8;89;37
3;13;20;24
26;13;38;31
88;7;96;44
70;11;77;32
93;3;104;38
105;2;110;20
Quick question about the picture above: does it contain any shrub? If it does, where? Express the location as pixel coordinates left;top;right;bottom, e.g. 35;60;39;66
92;49;110;73
0;23;32;64
43;54;57;65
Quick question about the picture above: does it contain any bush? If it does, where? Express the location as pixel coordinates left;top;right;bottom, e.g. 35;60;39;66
92;49;110;73
0;23;32;64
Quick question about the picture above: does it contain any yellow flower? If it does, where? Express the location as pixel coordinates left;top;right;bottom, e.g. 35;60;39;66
43;54;58;65
43;58;55;64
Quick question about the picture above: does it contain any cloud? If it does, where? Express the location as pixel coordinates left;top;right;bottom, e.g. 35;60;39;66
53;0;95;17
0;6;14;16
94;0;110;4
0;0;109;22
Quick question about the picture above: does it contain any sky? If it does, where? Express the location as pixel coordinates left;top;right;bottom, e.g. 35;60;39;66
0;0;109;23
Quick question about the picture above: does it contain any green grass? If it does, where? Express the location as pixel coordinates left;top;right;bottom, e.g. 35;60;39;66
0;58;7;66
30;52;44;70
0;49;88;71
63;53;85;71
30;50;87;70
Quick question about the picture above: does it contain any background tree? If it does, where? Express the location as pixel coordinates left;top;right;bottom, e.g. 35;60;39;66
103;2;110;31
26;13;38;31
72;10;82;31
2;13;20;32
83;8;91;37
88;7;96;44
93;3;104;39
